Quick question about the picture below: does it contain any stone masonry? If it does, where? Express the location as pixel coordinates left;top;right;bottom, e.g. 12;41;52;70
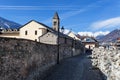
92;48;120;80
0;37;84;80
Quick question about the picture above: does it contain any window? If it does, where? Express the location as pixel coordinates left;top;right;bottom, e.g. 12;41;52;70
47;29;49;32
65;38;67;43
25;31;27;35
35;39;37;41
54;21;57;26
35;30;37;35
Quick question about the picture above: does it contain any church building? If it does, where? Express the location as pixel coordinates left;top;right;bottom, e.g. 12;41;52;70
0;12;74;45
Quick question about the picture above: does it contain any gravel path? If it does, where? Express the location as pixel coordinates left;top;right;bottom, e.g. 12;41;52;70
44;54;103;80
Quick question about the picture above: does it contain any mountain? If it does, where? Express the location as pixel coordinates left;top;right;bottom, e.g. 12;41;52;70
98;29;120;42
96;35;105;40
0;17;21;29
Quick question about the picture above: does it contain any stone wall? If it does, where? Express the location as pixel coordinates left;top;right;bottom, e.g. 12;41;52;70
0;37;84;80
92;48;120;80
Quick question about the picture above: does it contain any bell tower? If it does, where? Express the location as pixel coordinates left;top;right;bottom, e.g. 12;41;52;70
52;12;60;31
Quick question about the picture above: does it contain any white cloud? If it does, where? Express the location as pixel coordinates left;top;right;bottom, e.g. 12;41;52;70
90;17;120;31
78;31;110;37
0;1;101;10
43;9;86;24
60;9;86;20
0;5;80;10
38;1;103;24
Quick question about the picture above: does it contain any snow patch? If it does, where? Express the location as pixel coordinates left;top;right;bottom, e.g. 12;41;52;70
4;23;10;28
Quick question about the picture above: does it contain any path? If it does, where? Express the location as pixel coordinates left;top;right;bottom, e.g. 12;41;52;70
44;54;103;80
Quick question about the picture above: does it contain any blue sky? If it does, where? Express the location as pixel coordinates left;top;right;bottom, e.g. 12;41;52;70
0;0;120;36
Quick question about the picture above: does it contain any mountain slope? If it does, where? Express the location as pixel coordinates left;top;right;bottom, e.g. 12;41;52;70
99;29;120;42
0;17;21;29
96;35;105;40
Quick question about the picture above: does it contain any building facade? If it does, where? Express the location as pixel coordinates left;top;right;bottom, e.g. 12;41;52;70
67;31;81;40
0;29;19;38
81;36;98;49
19;20;48;42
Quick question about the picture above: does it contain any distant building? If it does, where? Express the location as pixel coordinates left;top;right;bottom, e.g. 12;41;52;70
67;31;81;41
0;29;19;38
115;37;120;49
81;36;99;49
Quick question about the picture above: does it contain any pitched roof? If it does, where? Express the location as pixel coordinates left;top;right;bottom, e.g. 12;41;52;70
19;20;72;39
19;20;54;32
53;12;59;19
82;36;98;43
39;30;73;40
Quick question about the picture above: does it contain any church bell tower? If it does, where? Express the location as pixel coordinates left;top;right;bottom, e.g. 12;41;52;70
52;12;60;31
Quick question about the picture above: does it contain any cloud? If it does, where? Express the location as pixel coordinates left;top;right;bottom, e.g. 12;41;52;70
43;9;86;24
36;1;103;24
0;5;87;10
60;9;86;20
60;0;103;20
90;17;120;31
0;1;102;11
78;31;110;37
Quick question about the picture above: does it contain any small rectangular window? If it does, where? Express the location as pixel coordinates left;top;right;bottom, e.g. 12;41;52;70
25;31;27;35
35;39;37;41
65;38;67;43
35;30;37;35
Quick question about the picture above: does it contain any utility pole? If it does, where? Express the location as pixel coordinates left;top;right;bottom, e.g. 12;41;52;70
57;26;64;64
57;27;60;64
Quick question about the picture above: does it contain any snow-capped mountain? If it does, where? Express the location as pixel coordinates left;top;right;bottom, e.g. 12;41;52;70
0;17;21;29
98;29;120;42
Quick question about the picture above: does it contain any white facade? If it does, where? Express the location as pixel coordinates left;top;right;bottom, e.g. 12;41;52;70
85;44;95;49
67;31;80;40
82;37;98;49
20;20;47;42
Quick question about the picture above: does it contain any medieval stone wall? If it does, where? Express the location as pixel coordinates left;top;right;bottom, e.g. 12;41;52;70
92;48;120;80
0;37;84;80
